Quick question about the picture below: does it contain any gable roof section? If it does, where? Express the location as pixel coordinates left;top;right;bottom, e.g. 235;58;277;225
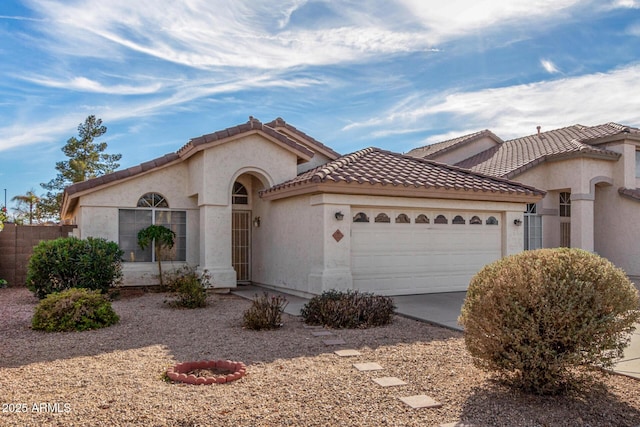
266;117;341;160
261;147;544;202
61;117;328;217
455;123;630;179
406;129;503;159
178;116;314;161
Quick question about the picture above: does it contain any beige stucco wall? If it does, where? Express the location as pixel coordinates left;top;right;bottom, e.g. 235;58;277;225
69;162;200;285
515;156;617;251
250;192;527;297
511;147;640;277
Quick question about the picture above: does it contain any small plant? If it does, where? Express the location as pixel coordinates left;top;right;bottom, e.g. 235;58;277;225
137;224;175;287
0;279;7;288
27;236;123;299
301;289;395;329
164;265;209;308
459;248;640;395
32;288;120;332
243;292;288;330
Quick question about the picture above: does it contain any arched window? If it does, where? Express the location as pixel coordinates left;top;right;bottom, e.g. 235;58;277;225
434;214;448;224
137;193;168;208
375;213;391;223
395;213;410;224
486;216;499;225
470;215;482;225
232;182;248;205
415;214;430;224
452;215;465;224
353;212;369;223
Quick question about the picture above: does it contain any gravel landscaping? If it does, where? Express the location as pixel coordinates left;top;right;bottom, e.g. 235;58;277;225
2;286;640;426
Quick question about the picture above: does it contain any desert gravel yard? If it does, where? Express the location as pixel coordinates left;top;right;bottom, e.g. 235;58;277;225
2;287;640;427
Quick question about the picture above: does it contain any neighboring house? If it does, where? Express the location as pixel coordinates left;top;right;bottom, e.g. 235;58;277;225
407;122;640;281
61;117;543;296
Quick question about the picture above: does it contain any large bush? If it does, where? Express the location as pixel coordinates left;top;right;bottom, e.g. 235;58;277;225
27;237;124;299
32;288;119;332
459;248;640;395
301;289;395;329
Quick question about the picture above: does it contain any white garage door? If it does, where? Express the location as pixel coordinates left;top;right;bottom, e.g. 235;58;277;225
351;210;502;295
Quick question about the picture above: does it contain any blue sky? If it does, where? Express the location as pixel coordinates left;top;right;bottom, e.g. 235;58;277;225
1;0;640;210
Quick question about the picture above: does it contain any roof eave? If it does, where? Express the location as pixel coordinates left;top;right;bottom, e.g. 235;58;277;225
503;150;621;179
585;133;640;146
261;180;544;203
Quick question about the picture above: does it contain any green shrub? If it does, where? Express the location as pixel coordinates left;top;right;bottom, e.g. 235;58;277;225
0;278;7;288
27;237;124;299
32;288;120;332
459;248;640;395
243;292;288;330
301;289;395;329
164;265;209;308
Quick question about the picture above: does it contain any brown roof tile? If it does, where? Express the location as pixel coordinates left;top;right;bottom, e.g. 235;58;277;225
619;187;640;202
261;147;544;199
266;117;341;159
455;123;632;178
179;117;314;159
407;129;503;159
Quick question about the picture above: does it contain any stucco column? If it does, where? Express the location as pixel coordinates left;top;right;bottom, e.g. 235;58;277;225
570;195;594;252
503;209;526;256
308;203;353;294
199;204;237;287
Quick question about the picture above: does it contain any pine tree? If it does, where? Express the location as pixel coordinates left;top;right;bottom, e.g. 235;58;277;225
40;116;122;220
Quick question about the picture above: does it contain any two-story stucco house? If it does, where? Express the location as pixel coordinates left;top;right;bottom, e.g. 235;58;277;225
407;122;640;281
61;117;543;296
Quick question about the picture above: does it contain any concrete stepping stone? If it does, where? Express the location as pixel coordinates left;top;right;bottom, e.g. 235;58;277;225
334;349;361;357
302;324;324;329
372;376;407;387
353;362;383;371
311;330;334;336
323;338;346;346
399;395;443;409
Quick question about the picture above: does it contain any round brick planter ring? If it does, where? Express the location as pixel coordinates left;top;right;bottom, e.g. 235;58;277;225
166;360;247;385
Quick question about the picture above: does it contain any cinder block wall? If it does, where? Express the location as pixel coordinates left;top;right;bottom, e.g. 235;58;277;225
0;224;76;287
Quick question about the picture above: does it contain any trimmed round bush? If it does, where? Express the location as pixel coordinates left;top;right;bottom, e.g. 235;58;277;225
301;289;395;329
32;288;120;332
27;236;124;299
459;248;640;395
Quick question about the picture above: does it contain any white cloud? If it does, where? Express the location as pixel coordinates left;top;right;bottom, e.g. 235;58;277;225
344;64;640;142
0;72;323;152
21;76;163;95
610;0;640;8
541;59;560;74
397;0;582;42
25;0;589;72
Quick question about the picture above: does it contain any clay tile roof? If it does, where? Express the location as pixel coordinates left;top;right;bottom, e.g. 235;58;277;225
407;129;503;159
65;153;180;197
261;147;544;199
455;123;629;178
178;116;314;159
619;187;640;202
266;117;341;159
62;117;321;214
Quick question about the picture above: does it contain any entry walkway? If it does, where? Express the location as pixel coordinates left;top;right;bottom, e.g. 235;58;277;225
231;285;640;380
